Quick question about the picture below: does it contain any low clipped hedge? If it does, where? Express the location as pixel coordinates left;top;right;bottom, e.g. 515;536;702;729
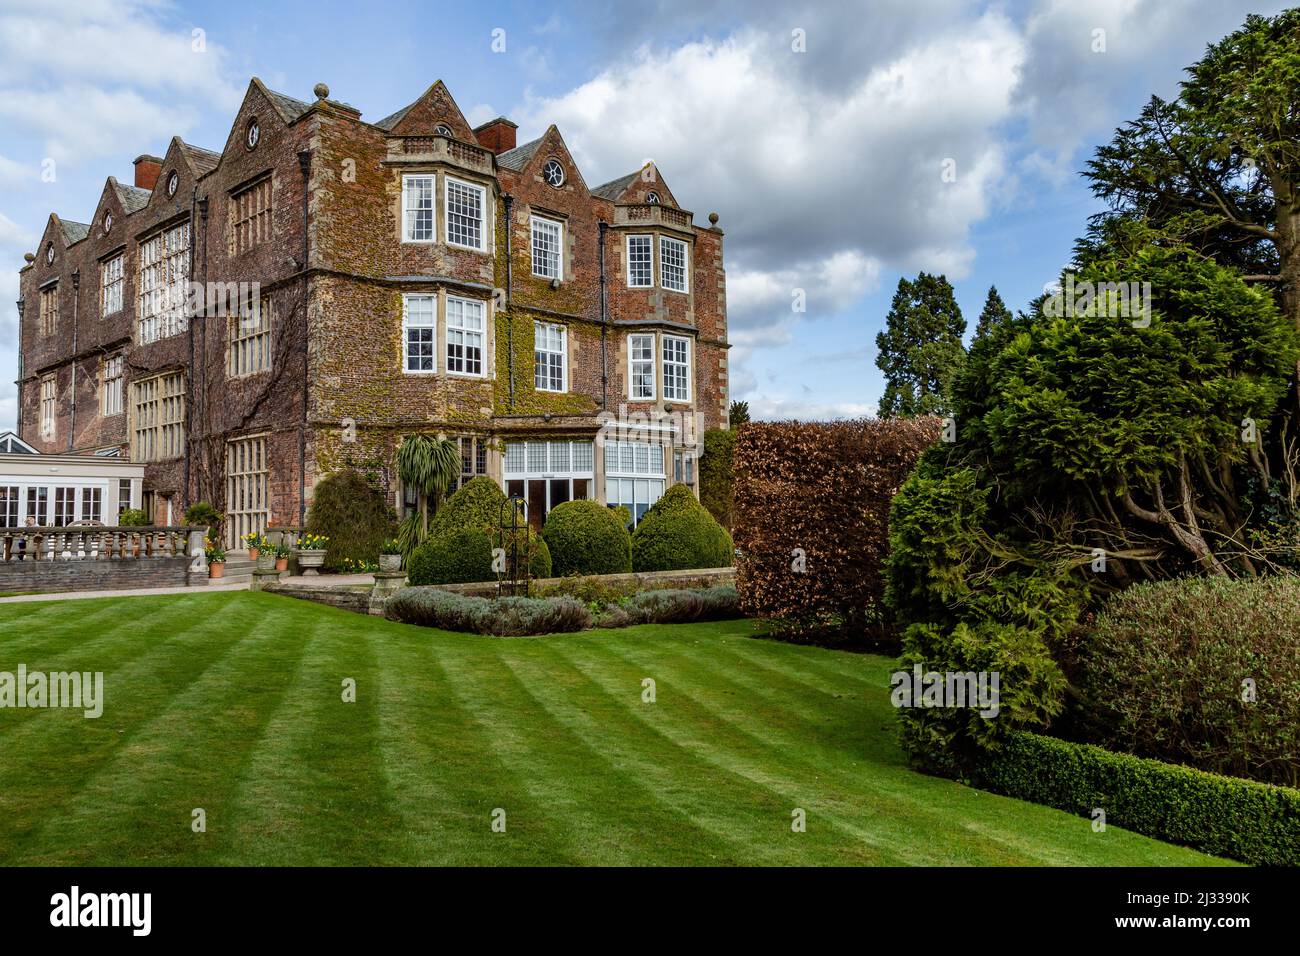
622;586;739;624
385;587;591;636
542;500;632;576
632;484;734;572
407;527;551;586
979;731;1300;865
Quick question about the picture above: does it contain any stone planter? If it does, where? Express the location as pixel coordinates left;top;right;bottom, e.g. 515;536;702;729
209;561;225;579
296;549;327;576
255;551;278;572
379;553;402;572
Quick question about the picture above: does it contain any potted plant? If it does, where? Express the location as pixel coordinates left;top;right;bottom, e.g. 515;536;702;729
184;502;224;537
243;531;264;560
205;536;227;579
274;539;291;572
296;532;329;576
379;539;403;572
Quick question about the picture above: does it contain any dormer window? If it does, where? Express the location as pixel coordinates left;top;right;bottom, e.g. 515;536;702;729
246;118;260;150
646;191;661;205
435;123;453;137
543;159;565;188
166;171;179;197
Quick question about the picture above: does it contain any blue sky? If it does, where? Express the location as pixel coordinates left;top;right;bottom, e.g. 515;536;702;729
0;0;1288;427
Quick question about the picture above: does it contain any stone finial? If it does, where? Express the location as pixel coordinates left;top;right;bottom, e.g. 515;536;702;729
24;252;35;263
313;82;330;101
708;212;719;225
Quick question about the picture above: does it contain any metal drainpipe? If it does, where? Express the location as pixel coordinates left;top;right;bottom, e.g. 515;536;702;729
184;185;198;505
197;196;209;501
298;149;312;526
598;220;609;410
68;270;80;452
15;298;24;437
503;193;514;411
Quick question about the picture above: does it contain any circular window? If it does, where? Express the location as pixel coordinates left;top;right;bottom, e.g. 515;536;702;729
645;191;661;205
103;211;113;233
543;159;565;188
166;171;179;197
435;123;453;137
46;244;55;265
246;118;260;150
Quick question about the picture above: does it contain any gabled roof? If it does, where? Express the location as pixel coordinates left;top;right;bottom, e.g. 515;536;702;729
178;141;220;176
374;100;417;131
0;431;38;455
591;170;640;201
60;219;90;245
261;83;313;123
496;136;544;172
111;179;151;213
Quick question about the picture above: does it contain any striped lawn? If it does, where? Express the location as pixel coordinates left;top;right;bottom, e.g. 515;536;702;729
0;591;1228;866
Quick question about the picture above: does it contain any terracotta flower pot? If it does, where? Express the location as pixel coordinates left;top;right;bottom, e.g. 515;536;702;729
275;557;288;571
209;561;225;579
248;547;260;561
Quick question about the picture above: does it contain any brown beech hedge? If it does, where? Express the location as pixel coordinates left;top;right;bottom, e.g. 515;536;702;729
733;417;940;638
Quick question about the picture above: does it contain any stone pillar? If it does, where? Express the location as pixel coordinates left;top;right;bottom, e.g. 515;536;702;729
251;568;283;591
369;570;408;616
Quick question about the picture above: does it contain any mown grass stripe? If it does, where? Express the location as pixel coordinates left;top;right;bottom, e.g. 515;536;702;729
493;640;764;865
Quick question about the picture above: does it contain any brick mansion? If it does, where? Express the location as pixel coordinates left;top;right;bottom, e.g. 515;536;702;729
13;79;730;547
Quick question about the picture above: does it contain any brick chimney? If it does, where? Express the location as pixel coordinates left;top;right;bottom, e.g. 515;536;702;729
133;154;164;190
473;117;518;154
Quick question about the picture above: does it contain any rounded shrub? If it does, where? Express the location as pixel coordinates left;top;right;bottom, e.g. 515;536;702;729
407;525;551;586
408;527;494;585
429;476;510;536
542;500;632;576
305;468;397;572
632;483;734;572
1080;575;1300;788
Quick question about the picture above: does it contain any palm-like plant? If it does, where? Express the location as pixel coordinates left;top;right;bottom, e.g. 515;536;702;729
396;434;460;556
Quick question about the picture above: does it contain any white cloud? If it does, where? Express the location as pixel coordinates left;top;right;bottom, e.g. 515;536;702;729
0;0;242;166
745;396;878;422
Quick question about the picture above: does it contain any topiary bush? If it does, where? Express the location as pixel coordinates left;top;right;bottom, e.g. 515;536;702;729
1079;575;1300;788
699;428;737;529
407;527;494;585
305;468;397;572
428;476;509;537
632;484;734;572
407;526;551;585
542;500;632;576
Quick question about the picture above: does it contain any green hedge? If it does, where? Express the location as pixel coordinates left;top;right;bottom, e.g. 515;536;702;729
979;731;1300;865
699;428;736;529
407;527;551;586
542;500;632;576
632;484;734;572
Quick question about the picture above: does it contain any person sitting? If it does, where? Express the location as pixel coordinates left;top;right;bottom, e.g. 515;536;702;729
16;516;36;561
